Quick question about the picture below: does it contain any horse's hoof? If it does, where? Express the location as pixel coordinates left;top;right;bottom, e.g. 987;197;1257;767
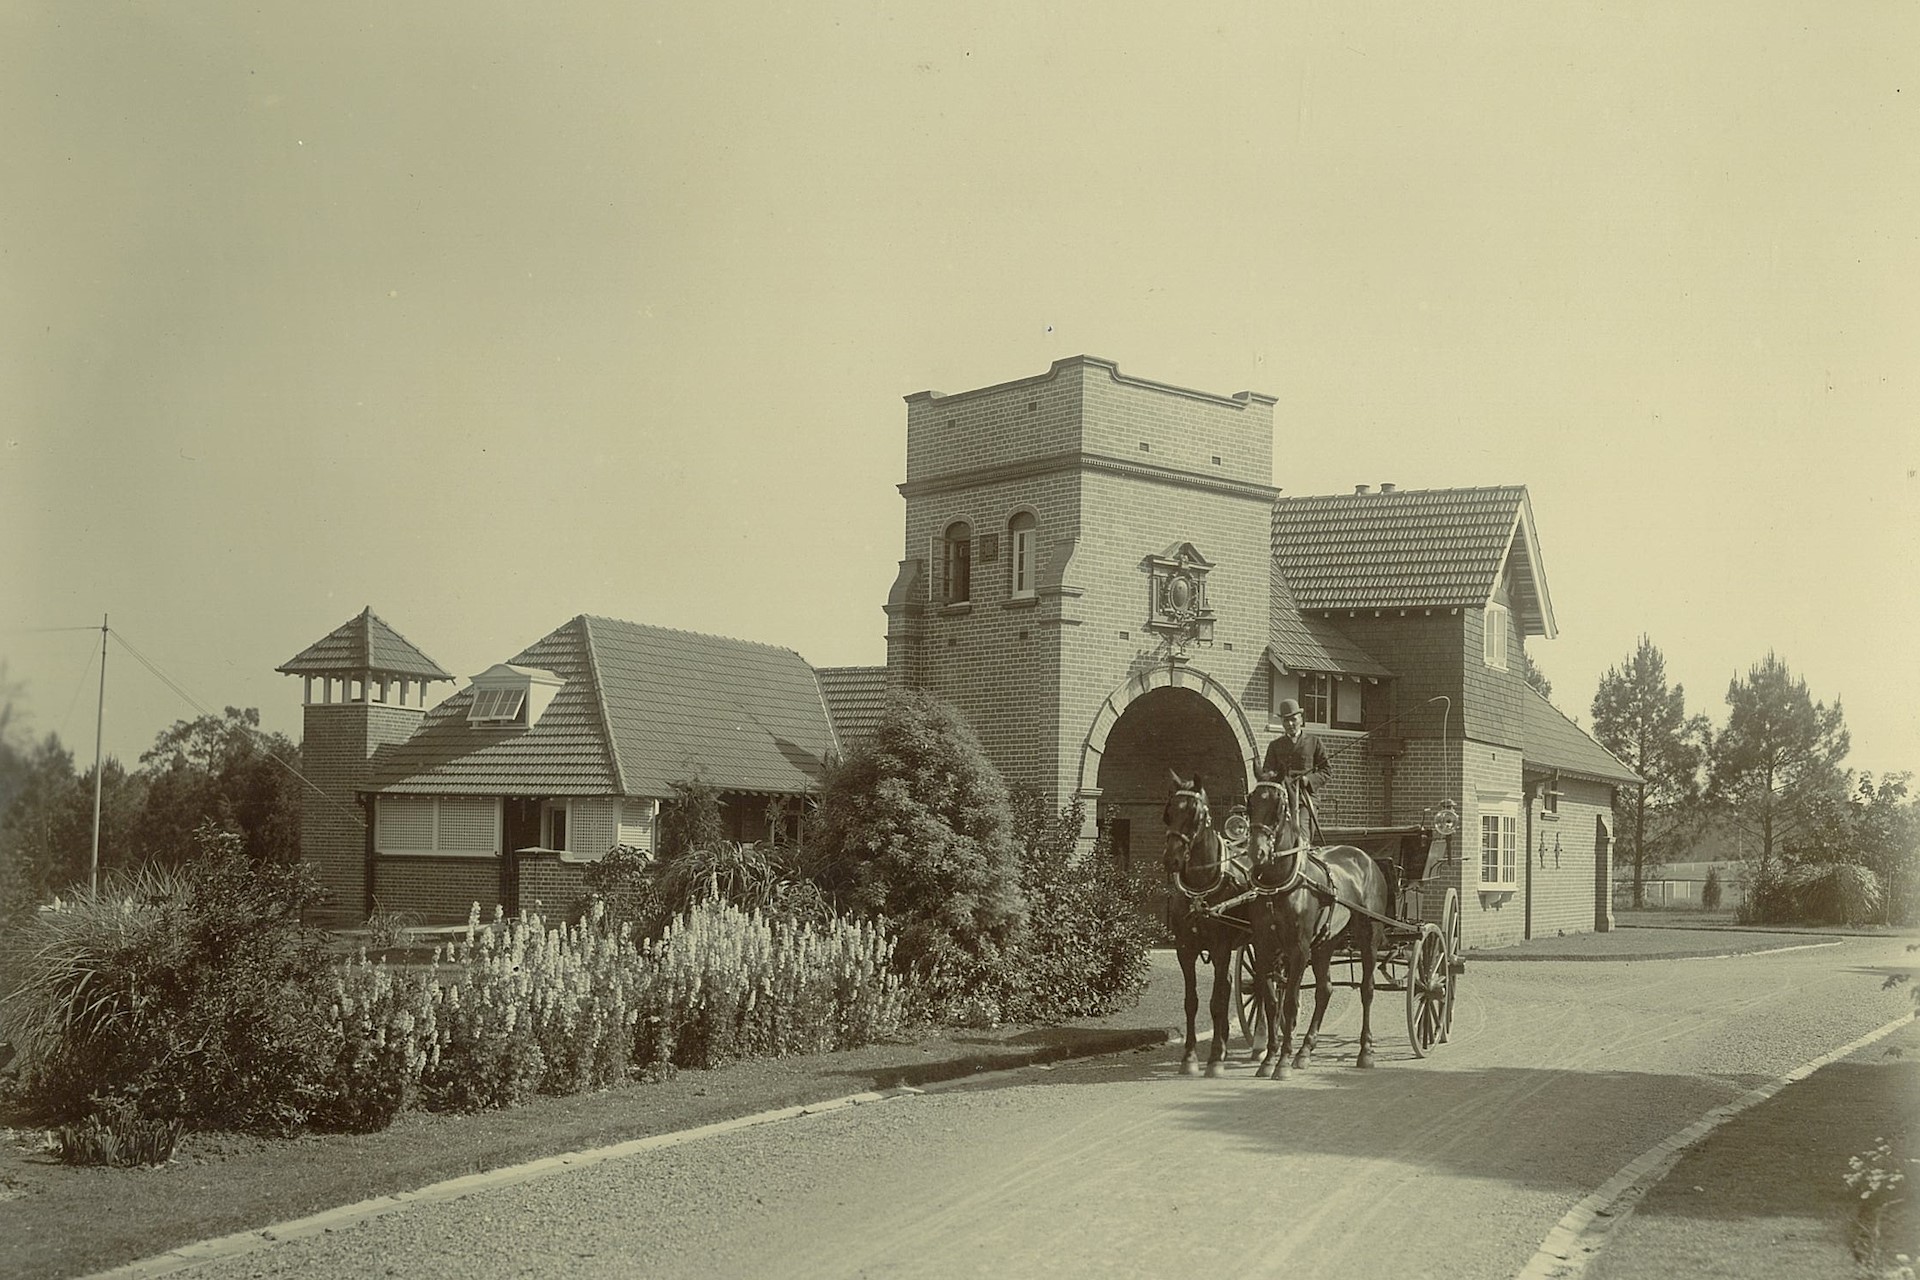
1205;1060;1224;1079
1179;1060;1197;1076
1292;1052;1311;1071
1274;1060;1292;1080
1356;1049;1376;1069
1255;1059;1274;1079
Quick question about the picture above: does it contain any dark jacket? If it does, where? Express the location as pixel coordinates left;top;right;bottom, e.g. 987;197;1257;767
1262;729;1332;795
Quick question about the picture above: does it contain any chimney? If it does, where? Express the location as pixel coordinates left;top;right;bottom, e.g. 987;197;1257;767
1354;484;1370;495
1380;483;1397;494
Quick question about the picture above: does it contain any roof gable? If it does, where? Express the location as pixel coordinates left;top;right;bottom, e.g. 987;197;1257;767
1271;486;1556;637
277;607;451;680
817;666;889;755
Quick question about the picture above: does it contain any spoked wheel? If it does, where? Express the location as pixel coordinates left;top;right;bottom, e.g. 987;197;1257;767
1439;888;1461;1044
1405;922;1449;1058
1232;945;1267;1052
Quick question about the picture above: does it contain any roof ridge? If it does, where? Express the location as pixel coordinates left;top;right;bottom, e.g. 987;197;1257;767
577;613;810;661
576;615;629;797
1275;484;1526;502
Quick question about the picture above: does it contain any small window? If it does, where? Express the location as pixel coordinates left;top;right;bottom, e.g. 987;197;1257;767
1009;511;1037;599
1483;603;1510;670
1479;809;1518;888
1300;674;1332;726
1333;678;1363;728
469;687;527;724
942;522;972;604
543;801;569;852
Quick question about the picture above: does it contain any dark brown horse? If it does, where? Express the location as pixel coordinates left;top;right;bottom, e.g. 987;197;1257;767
1244;777;1395;1075
1162;773;1252;1077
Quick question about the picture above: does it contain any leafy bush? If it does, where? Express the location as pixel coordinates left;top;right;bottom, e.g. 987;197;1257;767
658;775;727;860
1701;867;1724;911
808;690;1027;971
581;843;670;935
1;830;339;1132
54;1100;183;1167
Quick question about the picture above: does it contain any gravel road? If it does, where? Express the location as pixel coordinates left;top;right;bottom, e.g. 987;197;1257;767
175;935;1914;1280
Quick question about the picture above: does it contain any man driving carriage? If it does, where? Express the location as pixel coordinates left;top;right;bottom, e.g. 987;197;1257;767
1260;697;1331;844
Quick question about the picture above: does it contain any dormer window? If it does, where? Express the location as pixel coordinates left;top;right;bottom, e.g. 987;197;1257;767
464;664;564;728
469;687;527;724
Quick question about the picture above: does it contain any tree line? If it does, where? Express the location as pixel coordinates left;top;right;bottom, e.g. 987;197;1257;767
1583;639;1914;925
0;672;301;919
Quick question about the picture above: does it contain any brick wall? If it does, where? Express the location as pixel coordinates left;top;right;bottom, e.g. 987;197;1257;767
299;701;425;925
894;358;1279;831
1523;776;1615;939
370;855;500;926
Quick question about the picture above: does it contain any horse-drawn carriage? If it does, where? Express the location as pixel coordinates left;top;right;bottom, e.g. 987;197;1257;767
1162;776;1465;1076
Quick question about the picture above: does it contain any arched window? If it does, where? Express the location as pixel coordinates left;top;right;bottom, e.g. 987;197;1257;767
1009;511;1037;599
942;521;972;604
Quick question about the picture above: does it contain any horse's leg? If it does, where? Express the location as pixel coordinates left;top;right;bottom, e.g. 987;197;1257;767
1254;937;1281;1079
1177;940;1200;1075
1356;923;1379;1068
1275;950;1304;1079
1294;946;1334;1071
1205;942;1232;1077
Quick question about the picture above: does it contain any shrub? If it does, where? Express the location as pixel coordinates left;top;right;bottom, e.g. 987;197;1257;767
808;690;1027;970
658;775;727;860
54;1100;182;1167
581;843;670;935
1787;862;1884;926
1701;867;1723;911
0;827;338;1132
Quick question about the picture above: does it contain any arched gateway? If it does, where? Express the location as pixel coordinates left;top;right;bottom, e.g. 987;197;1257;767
1079;663;1259;872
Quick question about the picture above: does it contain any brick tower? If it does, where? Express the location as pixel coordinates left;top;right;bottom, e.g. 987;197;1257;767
277;609;450;924
884;356;1280;854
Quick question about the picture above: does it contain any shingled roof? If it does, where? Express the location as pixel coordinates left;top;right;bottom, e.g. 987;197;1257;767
1271;486;1556;638
1267;561;1393;679
276;608;451;680
1521;686;1640;786
816;666;890;754
367;616;839;798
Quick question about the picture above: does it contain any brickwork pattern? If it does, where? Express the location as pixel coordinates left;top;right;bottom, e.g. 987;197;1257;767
299;702;425;925
370;856;501;926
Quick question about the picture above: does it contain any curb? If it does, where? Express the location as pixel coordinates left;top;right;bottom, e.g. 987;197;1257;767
1468;939;1842;963
1513;1013;1915;1280
79;1026;1176;1280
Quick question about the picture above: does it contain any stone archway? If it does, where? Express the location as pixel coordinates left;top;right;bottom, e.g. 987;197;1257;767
1076;664;1259;888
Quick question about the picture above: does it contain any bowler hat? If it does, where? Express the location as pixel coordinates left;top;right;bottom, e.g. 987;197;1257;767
1276;698;1303;719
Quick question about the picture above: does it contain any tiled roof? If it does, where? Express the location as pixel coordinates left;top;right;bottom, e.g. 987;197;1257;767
1521;685;1641;785
817;666;889;754
367;616;837;798
1267;561;1393;678
277;608;451;680
1271;486;1554;636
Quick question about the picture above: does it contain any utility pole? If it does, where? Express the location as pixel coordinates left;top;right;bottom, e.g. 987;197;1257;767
90;614;106;894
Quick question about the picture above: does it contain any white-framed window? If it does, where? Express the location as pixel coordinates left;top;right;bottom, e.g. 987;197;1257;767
617;799;658;853
942;521;972;604
1300;673;1332;725
1479;807;1518;888
375;796;500;857
1483;602;1510;670
1009;511;1036;598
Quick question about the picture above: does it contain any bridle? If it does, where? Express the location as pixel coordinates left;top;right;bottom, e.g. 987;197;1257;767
1246;778;1313;895
1165;787;1232;901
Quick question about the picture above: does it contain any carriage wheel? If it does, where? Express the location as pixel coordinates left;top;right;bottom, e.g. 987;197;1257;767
1233;945;1267;1051
1438;888;1461;1044
1404;923;1448;1058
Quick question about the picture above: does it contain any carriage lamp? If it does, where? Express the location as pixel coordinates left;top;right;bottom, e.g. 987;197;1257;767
1430;800;1460;839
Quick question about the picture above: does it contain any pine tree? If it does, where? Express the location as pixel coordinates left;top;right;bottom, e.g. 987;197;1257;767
1590;636;1709;908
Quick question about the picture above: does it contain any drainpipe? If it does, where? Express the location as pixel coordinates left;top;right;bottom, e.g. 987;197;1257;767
1523;777;1540;940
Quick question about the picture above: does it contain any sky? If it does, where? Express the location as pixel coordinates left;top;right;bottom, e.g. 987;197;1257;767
2;2;1915;779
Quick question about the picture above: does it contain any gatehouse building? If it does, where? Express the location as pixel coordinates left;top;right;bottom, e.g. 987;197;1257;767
281;356;1636;950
